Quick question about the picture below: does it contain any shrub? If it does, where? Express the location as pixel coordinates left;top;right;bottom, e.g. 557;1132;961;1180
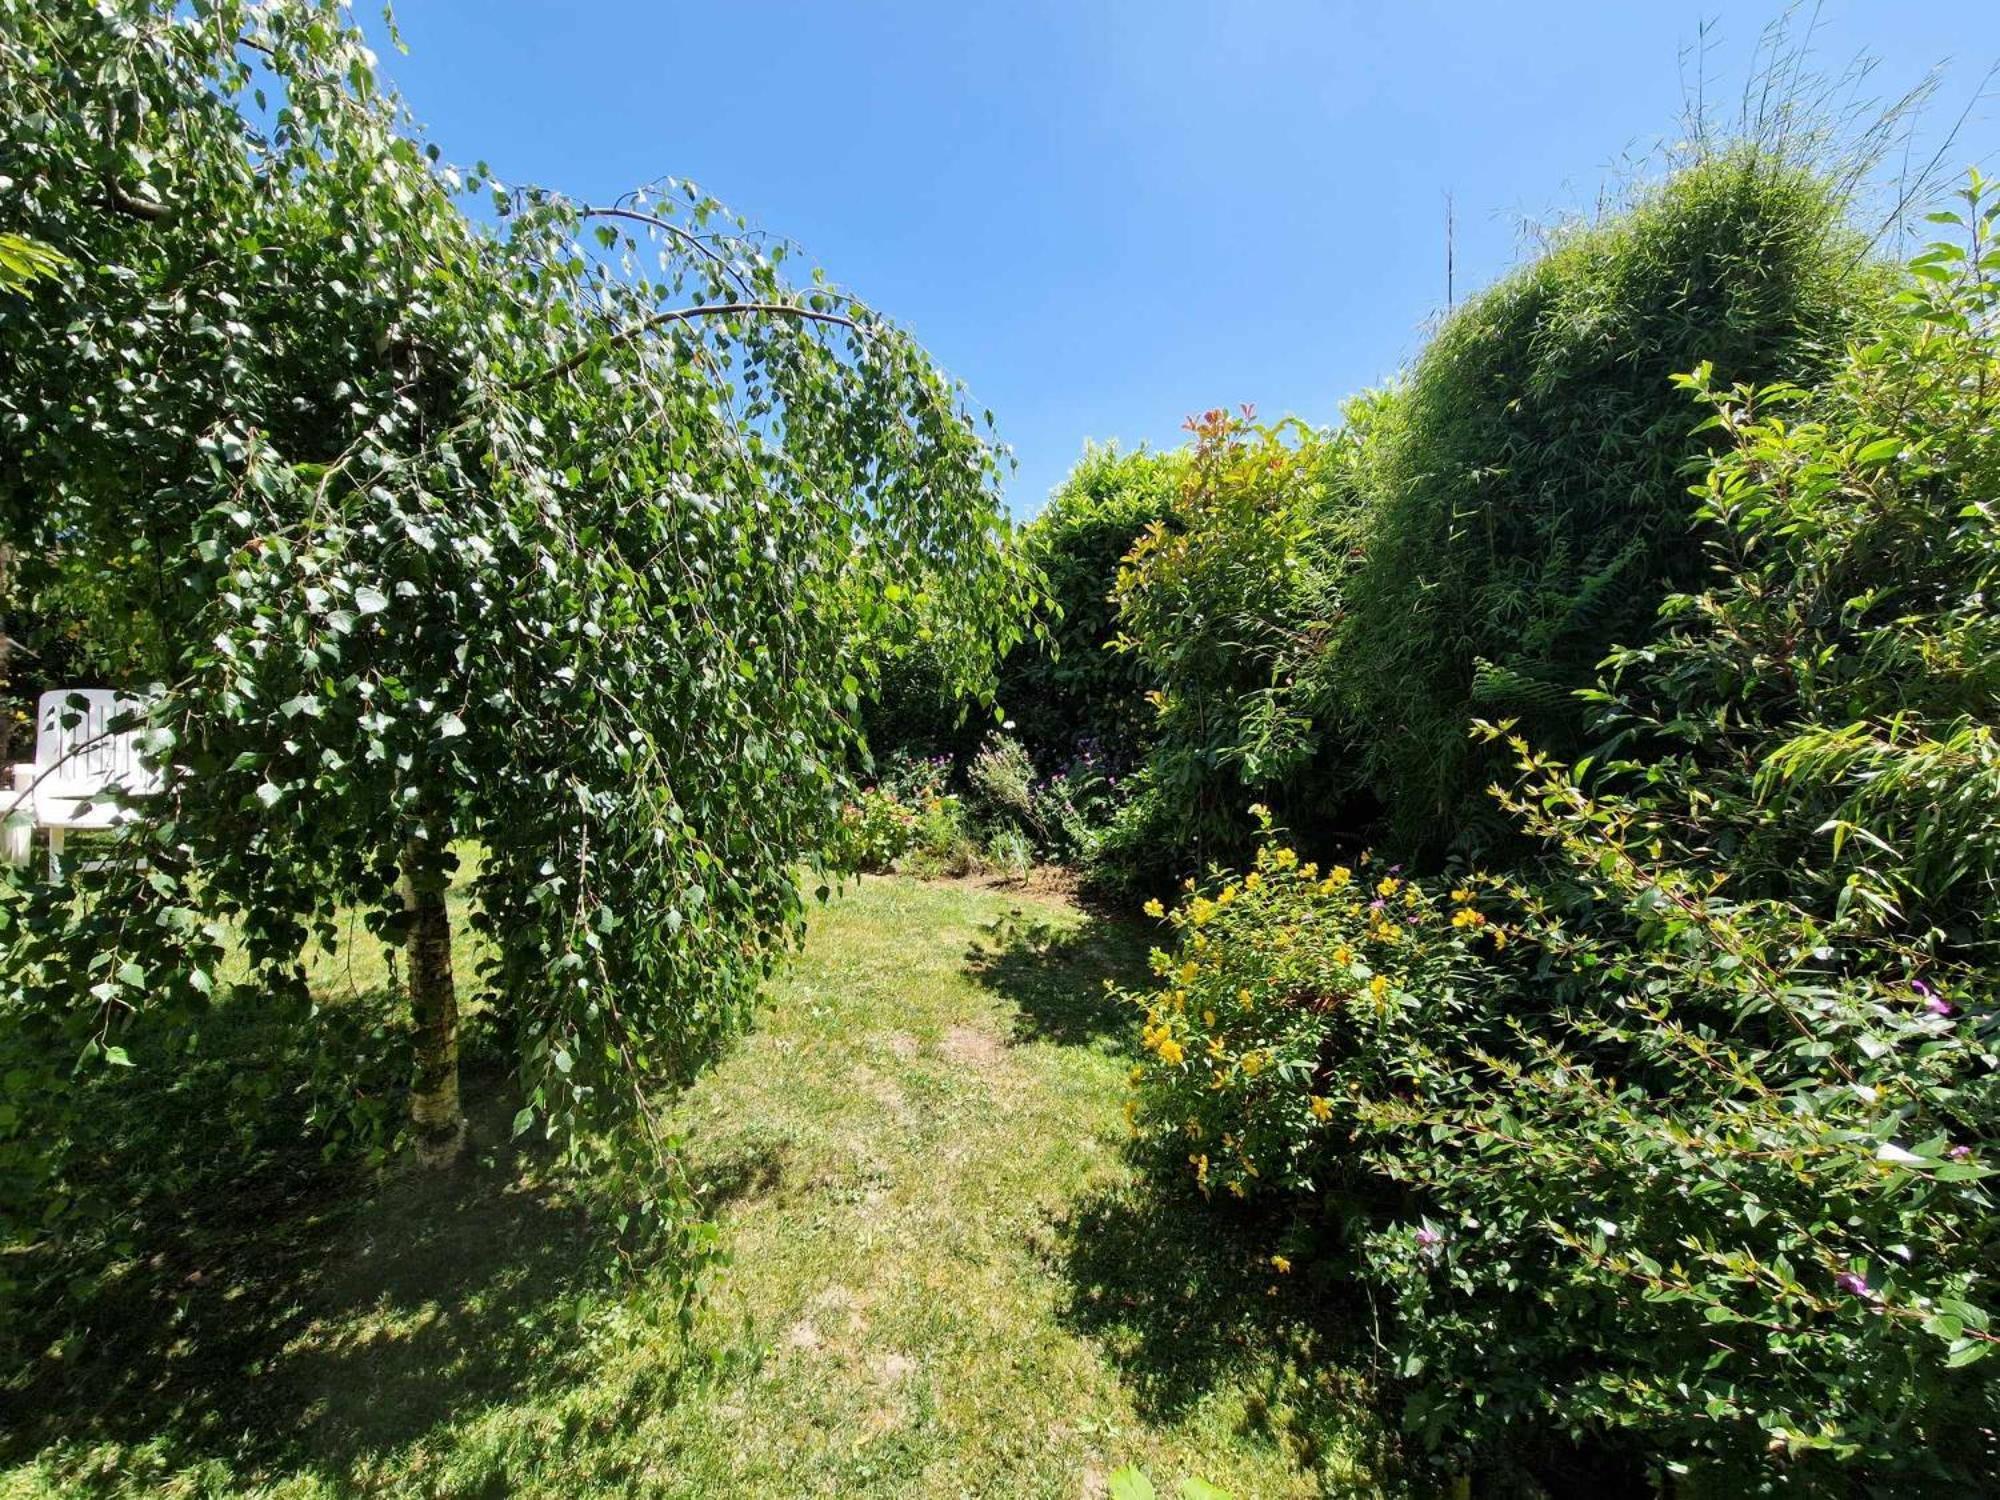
1002;444;1181;773
826;762;966;876
1351;736;2000;1487
1027;745;1132;864
1582;176;2000;952
966;733;1041;835
1338;149;1890;854
1102;409;1349;890
1120;819;1508;1204
1122;195;2000;1493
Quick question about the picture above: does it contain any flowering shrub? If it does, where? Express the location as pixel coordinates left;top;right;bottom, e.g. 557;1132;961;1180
1352;737;2000;1484
1121;815;1508;1202
1030;737;1131;863
1129;795;2000;1486
825;782;964;874
966;733;1039;834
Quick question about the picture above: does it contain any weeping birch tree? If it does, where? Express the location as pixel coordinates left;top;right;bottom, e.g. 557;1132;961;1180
0;0;1030;1291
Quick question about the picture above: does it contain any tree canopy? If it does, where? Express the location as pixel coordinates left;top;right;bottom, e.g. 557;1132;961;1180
0;0;1031;1297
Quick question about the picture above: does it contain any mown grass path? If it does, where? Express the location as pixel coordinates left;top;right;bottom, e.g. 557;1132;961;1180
2;876;1382;1498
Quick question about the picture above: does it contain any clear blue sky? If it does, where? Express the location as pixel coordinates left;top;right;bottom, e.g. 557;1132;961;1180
380;2;2000;516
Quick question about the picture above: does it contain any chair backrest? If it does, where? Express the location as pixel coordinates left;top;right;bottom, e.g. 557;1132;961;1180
33;689;163;827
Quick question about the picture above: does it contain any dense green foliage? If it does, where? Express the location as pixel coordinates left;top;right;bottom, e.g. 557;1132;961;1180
1338;151;1887;853
1125;192;2000;1490
1003;443;1180;772
3;3;1993;1490
1090;410;1358;892
0;0;1025;1307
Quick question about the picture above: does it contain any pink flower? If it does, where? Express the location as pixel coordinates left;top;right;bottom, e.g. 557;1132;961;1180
1415;1228;1443;1248
1835;1271;1870;1297
1913;978;1953;1016
1950;1145;1973;1161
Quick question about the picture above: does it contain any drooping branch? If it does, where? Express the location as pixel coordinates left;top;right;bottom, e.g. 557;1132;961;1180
514;300;868;390
581;206;753;296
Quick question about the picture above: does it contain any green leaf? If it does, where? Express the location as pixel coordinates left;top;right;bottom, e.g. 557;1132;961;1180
1108;1467;1158;1500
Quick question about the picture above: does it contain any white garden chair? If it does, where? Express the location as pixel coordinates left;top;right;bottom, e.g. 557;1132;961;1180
3;689;163;875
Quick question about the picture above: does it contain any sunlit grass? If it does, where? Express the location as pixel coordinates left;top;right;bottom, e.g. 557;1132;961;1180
1;875;1391;1497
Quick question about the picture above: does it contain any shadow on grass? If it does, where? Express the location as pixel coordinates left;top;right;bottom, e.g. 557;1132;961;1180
0;1010;773;1493
1048;1168;1404;1493
0;1081;610;1482
962;907;1154;1048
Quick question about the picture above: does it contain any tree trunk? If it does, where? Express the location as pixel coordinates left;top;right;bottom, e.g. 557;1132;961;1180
401;836;466;1166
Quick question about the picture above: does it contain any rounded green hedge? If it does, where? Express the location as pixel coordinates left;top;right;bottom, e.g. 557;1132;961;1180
1339;149;1891;854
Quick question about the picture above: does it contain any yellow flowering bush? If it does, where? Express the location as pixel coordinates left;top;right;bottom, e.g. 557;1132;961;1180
1120;821;1510;1201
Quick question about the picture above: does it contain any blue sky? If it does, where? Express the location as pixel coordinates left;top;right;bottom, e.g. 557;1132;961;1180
382;2;2000;516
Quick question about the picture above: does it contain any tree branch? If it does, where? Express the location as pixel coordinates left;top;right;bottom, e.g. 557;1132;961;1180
513;301;866;390
581;206;752;295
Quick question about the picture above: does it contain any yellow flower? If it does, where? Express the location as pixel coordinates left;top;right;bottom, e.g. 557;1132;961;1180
1309;1095;1333;1122
1333;944;1353;966
1327;865;1352;887
1369;974;1390;1003
1273;848;1298;869
1450;886;1475;904
1158;1037;1185;1066
1191;1152;1209;1187
1492;926;1510;951
1202;1008;1217;1028
1144;898;1166;918
1244;871;1264;892
1217;884;1238;906
1270;1254;1292;1274
1376;876;1401;897
1300;862;1319;880
1128;1064;1145;1085
1452;907;1487;929
1242;1051;1265;1078
1178;962;1200;986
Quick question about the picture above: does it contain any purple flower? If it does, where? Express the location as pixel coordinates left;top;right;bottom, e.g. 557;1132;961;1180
1950;1145;1973;1161
1415;1228;1443;1248
1913;978;1953;1016
1835;1271;1871;1297
1369;899;1386;913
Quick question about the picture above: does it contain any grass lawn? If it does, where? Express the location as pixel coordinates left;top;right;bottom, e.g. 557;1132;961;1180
1;875;1391;1498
